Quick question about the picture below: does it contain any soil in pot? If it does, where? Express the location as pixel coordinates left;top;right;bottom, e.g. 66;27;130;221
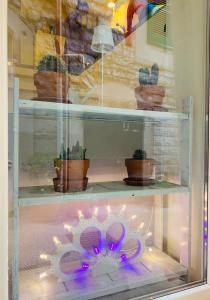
34;71;70;102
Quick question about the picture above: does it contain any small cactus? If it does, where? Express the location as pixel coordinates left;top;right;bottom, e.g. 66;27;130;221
37;55;67;73
139;68;150;85
139;63;159;86
150;63;159;85
133;149;147;160
58;142;86;160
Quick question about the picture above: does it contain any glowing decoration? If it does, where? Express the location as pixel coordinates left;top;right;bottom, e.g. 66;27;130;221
106;205;111;214
120;204;126;214
109;243;115;251
78;210;84;219
121;254;127;262
39;272;47;279
64;224;72;232
82;263;89;270
138;222;145;231
40;253;48;260
93;246;100;255
94;207;98;217
40;205;152;282
53;236;61;246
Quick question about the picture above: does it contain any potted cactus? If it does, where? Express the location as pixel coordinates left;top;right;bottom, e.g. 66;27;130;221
135;63;166;111
124;149;154;186
53;141;90;192
34;55;70;102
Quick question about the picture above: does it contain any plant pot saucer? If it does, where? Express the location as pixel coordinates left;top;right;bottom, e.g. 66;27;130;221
123;177;155;187
32;97;72;104
136;104;168;112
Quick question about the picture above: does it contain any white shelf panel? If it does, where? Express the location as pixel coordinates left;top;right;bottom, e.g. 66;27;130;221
19;247;187;300
18;181;189;207
19;100;189;121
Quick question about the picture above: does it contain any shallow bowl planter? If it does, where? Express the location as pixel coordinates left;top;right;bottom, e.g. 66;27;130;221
56;159;90;181
34;71;70;102
125;159;154;179
53;177;88;193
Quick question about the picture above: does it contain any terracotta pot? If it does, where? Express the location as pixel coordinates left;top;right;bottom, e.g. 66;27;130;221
125;159;154;179
53;177;88;193
56;159;90;180
34;71;70;102
135;85;166;110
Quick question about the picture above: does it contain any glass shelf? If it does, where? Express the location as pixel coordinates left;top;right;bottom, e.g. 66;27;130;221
19;247;187;300
18;181;189;207
18;100;189;122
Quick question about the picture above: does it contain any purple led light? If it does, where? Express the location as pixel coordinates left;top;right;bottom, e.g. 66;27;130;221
93;246;100;255
82;262;89;270
121;254;127;262
109;243;115;251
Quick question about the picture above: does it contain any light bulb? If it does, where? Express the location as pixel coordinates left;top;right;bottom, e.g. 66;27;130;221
131;215;137;220
138;222;145;230
78;210;84;219
108;2;115;9
94;207;98;216
122;204;126;211
39;272;47;279
147;232;152;237
53;236;61;245
64;224;72;231
40;253;48;260
107;205;111;214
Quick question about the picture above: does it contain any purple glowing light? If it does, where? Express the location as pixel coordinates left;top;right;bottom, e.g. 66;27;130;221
93;246;100;255
82;262;89;270
121;254;127;262
109;243;115;251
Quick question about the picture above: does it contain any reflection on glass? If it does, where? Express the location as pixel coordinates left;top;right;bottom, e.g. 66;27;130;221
8;0;207;300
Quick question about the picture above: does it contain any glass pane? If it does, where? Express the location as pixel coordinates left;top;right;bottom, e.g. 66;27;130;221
8;0;208;299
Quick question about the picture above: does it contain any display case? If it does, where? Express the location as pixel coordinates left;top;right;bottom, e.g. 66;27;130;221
12;80;194;299
8;0;208;299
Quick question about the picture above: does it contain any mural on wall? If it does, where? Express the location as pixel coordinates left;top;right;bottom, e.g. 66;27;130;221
16;0;166;74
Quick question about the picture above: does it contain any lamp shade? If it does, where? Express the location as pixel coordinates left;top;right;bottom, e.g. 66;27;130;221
91;24;114;53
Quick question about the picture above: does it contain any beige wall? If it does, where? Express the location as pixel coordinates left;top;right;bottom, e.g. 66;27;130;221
170;0;207;280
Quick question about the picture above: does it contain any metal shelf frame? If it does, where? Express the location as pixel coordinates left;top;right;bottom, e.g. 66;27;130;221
12;78;193;300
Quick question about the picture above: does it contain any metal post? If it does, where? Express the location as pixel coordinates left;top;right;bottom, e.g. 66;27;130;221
12;78;20;300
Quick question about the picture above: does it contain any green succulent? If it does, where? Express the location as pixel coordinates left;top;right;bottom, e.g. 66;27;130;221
133;149;147;160
37;55;67;73
139;67;150;85
139;63;159;85
59;141;86;160
150;63;159;85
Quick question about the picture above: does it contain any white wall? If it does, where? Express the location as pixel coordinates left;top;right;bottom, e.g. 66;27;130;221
0;0;8;299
